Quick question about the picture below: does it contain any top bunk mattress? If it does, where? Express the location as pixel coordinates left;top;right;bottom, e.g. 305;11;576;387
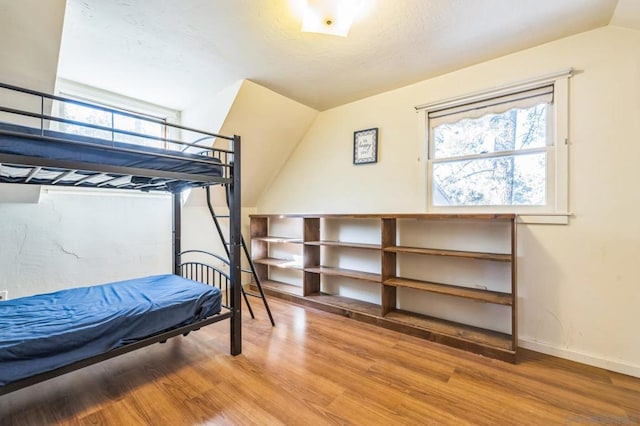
0;274;222;387
0;122;224;187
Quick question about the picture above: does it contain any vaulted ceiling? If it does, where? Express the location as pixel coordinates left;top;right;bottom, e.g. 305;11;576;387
56;0;633;112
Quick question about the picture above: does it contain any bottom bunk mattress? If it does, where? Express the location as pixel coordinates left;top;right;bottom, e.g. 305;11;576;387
0;274;222;387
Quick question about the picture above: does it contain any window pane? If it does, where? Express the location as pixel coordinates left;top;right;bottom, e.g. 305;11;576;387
432;152;546;206
113;113;165;148
55;101;167;149
433;103;547;159
57;102;112;140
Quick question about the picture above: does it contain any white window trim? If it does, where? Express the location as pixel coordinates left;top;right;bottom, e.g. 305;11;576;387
44;186;171;199
416;69;573;225
52;78;182;146
54;78;180;123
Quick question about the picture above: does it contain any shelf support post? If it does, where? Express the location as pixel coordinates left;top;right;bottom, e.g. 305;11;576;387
381;218;397;316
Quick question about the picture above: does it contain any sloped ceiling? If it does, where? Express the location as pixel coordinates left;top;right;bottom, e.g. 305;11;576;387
182;80;318;207
0;0;66;202
56;0;620;111
610;0;640;30
0;0;66;92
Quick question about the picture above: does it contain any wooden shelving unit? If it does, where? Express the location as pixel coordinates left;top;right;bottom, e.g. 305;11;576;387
250;216;305;295
250;213;518;363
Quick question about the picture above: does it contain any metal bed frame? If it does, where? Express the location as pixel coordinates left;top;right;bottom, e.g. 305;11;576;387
0;82;243;395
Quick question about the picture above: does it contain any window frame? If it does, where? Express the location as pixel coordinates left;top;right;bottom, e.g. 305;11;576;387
45;79;181;196
417;69;572;224
53;78;180;149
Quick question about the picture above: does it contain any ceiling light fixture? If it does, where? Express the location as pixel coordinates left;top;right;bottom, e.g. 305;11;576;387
301;0;363;37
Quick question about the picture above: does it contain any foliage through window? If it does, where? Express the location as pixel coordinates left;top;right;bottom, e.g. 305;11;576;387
428;85;555;209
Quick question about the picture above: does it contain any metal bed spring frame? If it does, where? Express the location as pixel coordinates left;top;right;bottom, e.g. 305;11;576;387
0;82;243;395
0;81;234;189
0;251;234;396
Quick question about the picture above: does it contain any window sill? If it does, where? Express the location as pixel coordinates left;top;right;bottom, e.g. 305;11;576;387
517;214;570;225
44;186;172;198
427;208;571;225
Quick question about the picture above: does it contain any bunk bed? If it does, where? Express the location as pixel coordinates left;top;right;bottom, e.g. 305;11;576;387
0;82;243;395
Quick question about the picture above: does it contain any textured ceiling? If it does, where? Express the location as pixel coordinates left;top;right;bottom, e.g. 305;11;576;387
57;0;622;111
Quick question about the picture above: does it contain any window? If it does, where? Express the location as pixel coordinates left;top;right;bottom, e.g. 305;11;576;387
52;79;180;150
55;101;168;148
419;70;571;223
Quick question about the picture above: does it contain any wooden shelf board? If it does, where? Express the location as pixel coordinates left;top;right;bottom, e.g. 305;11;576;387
252;257;303;270
250;213;515;220
384;246;512;262
305;293;382;317
384;310;514;351
304;240;381;250
304;266;381;283
384;277;513;305
253;236;302;244
260;280;304;297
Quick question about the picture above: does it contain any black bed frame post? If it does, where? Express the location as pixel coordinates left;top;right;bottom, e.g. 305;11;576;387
172;192;181;276
230;135;242;355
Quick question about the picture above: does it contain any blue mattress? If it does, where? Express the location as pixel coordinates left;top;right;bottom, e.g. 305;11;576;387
0;274;222;386
0;122;223;179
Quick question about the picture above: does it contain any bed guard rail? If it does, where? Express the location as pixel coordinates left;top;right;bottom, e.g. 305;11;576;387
0;82;235;176
178;249;232;308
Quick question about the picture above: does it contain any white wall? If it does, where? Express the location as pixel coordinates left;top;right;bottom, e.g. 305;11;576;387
182;79;319;207
181;80;243;136
0;184;40;203
0;189;172;299
218;80;319;206
258;26;640;376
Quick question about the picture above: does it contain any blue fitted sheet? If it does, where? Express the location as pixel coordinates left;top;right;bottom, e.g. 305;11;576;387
0;274;222;386
0;122;223;178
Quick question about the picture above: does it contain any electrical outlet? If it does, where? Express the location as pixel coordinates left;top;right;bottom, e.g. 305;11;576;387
0;290;7;301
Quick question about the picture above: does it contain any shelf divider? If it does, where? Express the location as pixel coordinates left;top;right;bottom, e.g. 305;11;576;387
381;218;397;316
303;217;320;296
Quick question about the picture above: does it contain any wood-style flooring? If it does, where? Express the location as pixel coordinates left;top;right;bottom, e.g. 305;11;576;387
1;297;639;425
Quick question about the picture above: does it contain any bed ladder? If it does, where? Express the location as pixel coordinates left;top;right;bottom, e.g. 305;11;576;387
206;186;275;326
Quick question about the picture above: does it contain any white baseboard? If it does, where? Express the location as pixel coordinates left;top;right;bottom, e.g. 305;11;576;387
519;339;640;378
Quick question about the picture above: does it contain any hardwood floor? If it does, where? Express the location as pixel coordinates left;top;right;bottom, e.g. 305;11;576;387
1;297;639;425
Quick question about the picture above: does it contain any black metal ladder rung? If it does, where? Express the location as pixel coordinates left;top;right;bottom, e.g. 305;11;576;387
206;187;275;326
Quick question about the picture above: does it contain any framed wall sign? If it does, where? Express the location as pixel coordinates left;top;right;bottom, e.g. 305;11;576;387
353;128;378;165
